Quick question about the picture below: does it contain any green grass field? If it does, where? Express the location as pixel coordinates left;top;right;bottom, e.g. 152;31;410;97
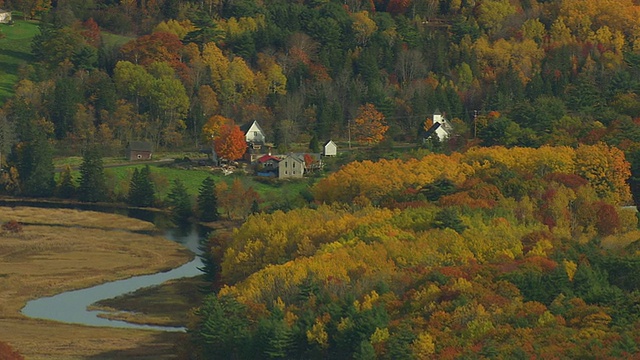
103;162;316;210
0;20;38;106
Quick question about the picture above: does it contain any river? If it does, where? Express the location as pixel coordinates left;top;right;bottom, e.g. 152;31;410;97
10;202;210;332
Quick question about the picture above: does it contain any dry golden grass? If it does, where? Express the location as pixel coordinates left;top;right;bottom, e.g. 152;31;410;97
0;206;157;231
0;206;193;359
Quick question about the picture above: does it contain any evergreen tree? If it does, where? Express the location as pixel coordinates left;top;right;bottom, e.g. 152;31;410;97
194;294;251;359
77;146;107;202
56;164;76;199
197;236;218;293
197;176;219;222
167;178;192;224
16;131;55;198
127;165;155;207
432;207;467;233
309;135;319;153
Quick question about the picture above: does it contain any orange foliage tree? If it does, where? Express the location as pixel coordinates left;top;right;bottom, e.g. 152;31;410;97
214;123;247;161
353;103;389;145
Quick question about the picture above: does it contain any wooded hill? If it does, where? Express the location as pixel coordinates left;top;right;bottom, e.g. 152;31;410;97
189;144;640;359
2;0;640;358
1;0;640;158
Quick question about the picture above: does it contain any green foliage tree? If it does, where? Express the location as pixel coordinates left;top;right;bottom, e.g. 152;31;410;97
77;145;107;202
127;165;155;207
56;164;75;199
432;207;467;233
197;176;219;222
194;294;251;359
167;178;192;224
15;131;55;198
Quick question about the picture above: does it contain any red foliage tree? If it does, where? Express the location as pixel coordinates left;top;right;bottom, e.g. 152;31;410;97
214;124;247;161
120;32;183;68
81;18;101;48
595;202;620;236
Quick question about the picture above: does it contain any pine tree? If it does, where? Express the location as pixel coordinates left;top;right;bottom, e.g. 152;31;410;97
127;165;155;207
167;178;192;224
17;131;55;198
197;176;219;222
77;145;107;202
309;135;319;153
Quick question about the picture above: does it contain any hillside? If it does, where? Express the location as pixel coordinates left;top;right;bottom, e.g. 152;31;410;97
0;20;37;106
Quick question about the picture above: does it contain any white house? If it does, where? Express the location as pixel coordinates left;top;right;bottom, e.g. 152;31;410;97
323;140;337;156
432;110;453;141
278;154;305;179
241;120;266;144
0;9;11;23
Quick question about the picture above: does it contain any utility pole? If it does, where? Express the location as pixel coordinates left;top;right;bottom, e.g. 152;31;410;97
473;110;478;138
348;118;352;149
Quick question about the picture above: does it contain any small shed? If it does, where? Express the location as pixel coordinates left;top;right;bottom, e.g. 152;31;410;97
0;10;11;24
127;141;153;161
323;140;337;156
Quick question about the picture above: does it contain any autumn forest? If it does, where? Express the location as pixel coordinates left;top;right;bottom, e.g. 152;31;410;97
2;0;640;359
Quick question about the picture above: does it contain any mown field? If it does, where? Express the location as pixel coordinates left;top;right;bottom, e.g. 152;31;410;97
0;20;38;105
102;162;315;209
0;206;193;359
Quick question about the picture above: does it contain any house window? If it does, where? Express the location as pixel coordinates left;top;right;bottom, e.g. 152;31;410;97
293;162;296;168
254;131;258;137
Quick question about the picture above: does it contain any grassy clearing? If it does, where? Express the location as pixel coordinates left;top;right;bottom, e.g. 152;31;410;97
90;276;207;327
0;206;193;359
0;20;38;106
103;162;316;208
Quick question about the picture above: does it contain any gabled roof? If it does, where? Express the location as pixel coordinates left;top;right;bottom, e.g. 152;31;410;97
281;153;306;163
422;122;441;138
240;120;264;135
257;154;281;163
128;141;153;152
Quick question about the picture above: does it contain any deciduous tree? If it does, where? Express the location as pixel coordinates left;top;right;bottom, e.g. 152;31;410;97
353;103;389;145
214;123;247;161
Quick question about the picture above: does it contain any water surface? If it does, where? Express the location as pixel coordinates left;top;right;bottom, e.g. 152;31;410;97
20;217;208;332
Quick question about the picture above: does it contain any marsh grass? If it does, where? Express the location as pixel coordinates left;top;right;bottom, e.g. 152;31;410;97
0;206;192;359
90;276;206;327
0;206;157;231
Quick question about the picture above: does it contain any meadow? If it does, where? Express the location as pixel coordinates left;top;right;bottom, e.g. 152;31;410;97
0;20;38;105
98;160;316;211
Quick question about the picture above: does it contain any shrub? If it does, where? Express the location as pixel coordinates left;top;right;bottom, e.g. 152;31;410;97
2;220;23;233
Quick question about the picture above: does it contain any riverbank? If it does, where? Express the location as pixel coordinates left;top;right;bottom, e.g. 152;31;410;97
0;206;193;359
89;276;207;327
